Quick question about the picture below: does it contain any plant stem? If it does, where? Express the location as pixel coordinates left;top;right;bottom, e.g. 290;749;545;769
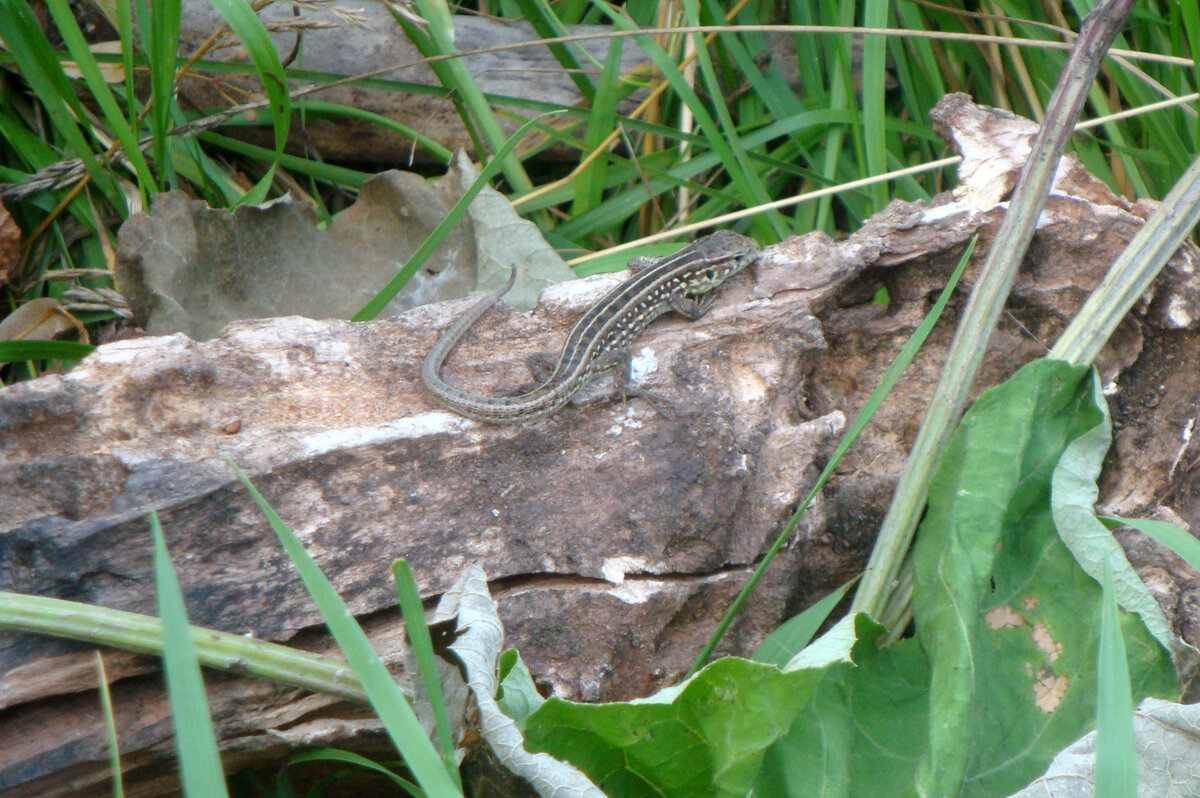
851;0;1138;623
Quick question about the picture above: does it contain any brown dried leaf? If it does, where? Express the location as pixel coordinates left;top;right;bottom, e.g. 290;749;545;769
0;202;21;286
114;161;572;340
0;297;88;343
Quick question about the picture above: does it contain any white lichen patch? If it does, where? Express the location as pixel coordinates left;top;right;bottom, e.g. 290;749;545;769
299;413;470;456
601;555;652;584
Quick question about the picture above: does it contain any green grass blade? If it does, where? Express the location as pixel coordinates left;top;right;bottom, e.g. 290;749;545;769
93;652;126;798
596;7;783;240
352;113;557;321
568;35;625;219
116;0;138;129
289;101;454;163
710;3;796;104
0;111;60;176
0;0;114;197
404;0;533;193
1095;555;1138;798
226;461;461;796
133;0;151;64
145;0;181;186
196;131;370;188
689;236;977;675
43;0;152;200
393;559;460;787
751;577;858;668
892;2;947;133
286;749;421;796
513;0;597;100
203;96;455;173
238;163;277;206
168;131;251;206
0;339;94;363
385;7;484;161
813;9;856;234
1183;1;1200;153
206;0;291;192
682;4;788;240
1101;515;1200;573
151;511;230;798
861;0;889;211
543;108;853;234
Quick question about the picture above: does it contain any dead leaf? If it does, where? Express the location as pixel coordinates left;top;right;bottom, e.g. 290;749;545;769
0;202;20;286
114;158;573;340
0;297;88;344
61;41;125;83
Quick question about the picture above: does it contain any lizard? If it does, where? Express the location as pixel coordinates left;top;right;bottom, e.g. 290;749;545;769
420;230;760;424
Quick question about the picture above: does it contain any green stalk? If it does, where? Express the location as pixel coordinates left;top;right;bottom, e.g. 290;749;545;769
0;591;369;703
851;0;1138;622
1050;151;1200;365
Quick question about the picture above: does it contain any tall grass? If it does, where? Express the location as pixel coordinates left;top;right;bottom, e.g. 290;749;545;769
1;2;1194;373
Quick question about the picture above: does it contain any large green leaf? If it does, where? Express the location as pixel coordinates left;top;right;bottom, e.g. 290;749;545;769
755;615;930;797
1052;376;1172;650
526;654;827;797
912;359;1176;796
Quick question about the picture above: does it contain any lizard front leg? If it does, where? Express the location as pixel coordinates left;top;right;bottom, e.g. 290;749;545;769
491;351;559;396
666;290;719;320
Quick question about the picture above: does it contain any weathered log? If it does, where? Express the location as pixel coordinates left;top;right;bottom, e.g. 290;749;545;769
175;1;652;162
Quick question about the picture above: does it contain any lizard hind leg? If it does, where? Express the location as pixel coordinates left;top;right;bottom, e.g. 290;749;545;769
491;351;558;397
